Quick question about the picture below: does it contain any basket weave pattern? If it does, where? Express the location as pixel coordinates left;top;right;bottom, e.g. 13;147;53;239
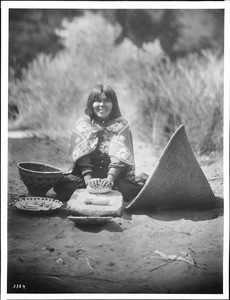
18;162;63;196
126;124;217;211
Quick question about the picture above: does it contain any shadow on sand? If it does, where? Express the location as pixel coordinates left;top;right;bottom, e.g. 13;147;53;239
125;197;224;222
73;220;124;233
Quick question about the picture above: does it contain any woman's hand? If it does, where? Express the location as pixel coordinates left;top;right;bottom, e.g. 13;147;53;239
87;178;101;189
101;175;114;188
87;174;115;189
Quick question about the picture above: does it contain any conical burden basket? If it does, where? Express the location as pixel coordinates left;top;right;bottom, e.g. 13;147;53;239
126;124;218;212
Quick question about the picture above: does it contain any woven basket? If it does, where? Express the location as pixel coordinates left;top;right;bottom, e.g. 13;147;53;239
126;124;217;212
17;162;63;196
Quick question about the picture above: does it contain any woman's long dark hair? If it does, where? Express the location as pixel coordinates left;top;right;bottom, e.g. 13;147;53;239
85;84;122;122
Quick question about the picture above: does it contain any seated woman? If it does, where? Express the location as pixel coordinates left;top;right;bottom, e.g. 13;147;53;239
54;84;148;202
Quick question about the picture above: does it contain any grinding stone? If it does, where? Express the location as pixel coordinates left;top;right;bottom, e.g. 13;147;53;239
67;189;123;217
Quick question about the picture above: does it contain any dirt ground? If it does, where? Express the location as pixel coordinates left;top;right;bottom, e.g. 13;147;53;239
6;133;225;296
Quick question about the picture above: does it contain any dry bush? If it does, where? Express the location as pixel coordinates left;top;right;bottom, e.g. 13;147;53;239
164;50;223;153
121;45;223;152
9;11;223;153
9;12;123;133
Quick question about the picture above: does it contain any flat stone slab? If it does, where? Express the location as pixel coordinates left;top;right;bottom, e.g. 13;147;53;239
67;189;123;217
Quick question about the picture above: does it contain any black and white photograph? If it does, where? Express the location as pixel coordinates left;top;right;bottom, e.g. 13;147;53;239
1;1;229;299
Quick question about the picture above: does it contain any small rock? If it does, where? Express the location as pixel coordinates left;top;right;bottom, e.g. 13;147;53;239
43;245;55;252
56;258;64;264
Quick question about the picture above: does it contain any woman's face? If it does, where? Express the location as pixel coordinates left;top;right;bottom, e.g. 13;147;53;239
92;92;113;120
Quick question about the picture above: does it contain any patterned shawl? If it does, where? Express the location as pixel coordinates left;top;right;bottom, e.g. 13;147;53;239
69;116;136;181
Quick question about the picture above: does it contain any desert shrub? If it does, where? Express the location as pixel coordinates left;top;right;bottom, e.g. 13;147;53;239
9;11;223;153
9;53;84;132
122;47;223;152
9;12;122;133
9;9;83;77
163;50;223;153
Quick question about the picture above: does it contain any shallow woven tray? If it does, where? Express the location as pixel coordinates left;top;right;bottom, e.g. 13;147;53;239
14;197;63;212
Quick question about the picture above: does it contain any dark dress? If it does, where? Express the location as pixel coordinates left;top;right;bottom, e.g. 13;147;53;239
54;116;146;202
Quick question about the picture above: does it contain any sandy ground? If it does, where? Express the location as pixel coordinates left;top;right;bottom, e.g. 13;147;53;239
6;133;225;296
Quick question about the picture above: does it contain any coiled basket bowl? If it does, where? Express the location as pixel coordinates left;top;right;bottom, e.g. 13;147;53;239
17;162;63;196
